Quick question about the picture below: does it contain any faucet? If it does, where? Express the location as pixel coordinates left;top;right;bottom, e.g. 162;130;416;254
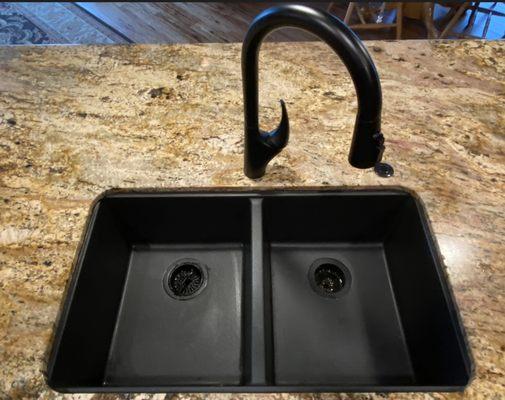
242;5;389;179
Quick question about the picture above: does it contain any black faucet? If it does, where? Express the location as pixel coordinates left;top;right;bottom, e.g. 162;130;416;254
242;5;388;179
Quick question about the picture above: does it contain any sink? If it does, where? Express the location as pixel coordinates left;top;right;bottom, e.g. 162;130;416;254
47;189;472;392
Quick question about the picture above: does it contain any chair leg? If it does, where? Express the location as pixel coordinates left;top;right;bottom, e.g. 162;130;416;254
344;2;355;24
464;1;479;32
396;2;403;39
356;6;367;24
482;2;497;38
422;2;439;39
440;2;471;38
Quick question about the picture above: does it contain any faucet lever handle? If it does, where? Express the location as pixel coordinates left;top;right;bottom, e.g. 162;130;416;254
261;99;290;150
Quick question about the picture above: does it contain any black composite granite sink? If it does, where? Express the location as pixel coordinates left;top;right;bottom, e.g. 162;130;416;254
47;189;472;393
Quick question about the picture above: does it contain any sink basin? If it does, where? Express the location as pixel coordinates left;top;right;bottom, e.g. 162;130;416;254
47;189;472;393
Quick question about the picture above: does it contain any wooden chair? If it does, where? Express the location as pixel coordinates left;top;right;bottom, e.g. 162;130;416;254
439;1;473;38
328;2;404;39
438;2;500;39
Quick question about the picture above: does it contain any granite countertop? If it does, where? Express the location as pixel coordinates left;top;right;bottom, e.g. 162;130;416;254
0;40;503;399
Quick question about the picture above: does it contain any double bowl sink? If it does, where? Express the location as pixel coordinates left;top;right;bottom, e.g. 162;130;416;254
47;189;472;392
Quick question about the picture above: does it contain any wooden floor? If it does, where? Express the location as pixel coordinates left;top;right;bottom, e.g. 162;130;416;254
75;2;434;43
76;2;505;44
75;2;329;43
2;2;502;45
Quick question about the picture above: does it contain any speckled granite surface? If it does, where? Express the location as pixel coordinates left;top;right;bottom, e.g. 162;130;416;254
0;40;503;399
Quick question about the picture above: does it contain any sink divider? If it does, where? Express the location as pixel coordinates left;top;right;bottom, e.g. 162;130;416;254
244;198;274;385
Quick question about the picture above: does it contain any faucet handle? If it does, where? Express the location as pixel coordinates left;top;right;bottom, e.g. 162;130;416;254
244;100;290;179
261;99;290;150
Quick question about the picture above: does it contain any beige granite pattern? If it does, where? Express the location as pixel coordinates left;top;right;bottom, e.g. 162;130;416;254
0;40;504;399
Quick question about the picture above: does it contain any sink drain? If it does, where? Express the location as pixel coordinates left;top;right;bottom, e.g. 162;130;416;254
164;259;208;300
308;258;351;298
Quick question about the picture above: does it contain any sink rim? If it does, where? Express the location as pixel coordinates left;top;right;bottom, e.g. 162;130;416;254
46;187;475;393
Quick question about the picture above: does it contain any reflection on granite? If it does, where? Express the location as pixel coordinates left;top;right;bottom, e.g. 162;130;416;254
0;40;504;399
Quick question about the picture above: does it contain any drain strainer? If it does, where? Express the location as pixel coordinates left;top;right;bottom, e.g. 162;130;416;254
308;258;351;298
163;259;208;300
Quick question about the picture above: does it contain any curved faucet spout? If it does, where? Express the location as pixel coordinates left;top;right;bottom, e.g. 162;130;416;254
242;5;385;179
